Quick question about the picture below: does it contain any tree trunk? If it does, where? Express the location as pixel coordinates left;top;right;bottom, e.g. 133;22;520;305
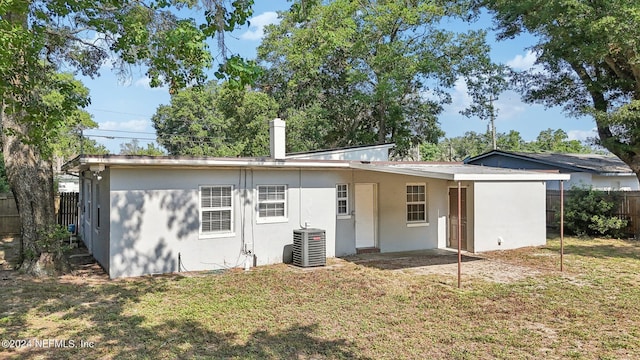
1;107;70;276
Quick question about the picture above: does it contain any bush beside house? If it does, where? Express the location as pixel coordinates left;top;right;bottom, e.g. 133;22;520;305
561;188;629;238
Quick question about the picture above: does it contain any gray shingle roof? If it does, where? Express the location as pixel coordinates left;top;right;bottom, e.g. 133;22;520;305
467;150;633;174
508;152;632;174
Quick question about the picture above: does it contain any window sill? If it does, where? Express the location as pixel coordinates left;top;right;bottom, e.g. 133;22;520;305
256;217;289;224
199;232;236;239
337;215;352;220
407;222;429;228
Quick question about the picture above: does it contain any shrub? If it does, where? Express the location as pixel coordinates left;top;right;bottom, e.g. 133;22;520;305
562;187;628;238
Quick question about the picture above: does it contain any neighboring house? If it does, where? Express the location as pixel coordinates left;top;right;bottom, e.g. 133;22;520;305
465;150;639;191
63;119;569;278
56;174;80;193
286;143;395;161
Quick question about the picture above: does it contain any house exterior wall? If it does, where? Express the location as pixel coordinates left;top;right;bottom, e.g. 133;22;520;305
546;173;638;191
472;181;547;252
546;172;591;190
106;167;344;278
591;174;639;191
345;171;448;253
79;169;111;273
85;161;556;278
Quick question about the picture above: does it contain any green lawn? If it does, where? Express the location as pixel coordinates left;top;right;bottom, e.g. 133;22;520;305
1;236;640;359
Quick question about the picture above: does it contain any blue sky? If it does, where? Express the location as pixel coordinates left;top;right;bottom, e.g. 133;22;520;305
79;0;597;153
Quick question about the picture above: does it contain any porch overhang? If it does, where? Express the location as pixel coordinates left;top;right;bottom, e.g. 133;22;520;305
349;163;571;182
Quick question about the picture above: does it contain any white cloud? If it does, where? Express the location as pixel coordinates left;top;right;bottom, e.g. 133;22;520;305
567;128;598;141
239;11;280;41
506;50;547;75
133;76;168;91
447;77;473;114
494;90;526;120
446;79;525;118
100;119;149;132
506;50;537;71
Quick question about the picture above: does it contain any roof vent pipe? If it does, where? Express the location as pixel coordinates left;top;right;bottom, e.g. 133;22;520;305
270;118;286;160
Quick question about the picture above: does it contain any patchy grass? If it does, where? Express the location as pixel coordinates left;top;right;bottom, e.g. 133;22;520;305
1;236;640;359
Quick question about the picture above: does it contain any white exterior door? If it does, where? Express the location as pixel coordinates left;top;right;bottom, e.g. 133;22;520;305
355;183;376;248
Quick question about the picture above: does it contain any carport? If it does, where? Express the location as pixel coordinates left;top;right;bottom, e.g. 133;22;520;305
350;162;570;286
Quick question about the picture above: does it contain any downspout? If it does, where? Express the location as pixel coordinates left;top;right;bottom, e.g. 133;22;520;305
560;180;564;272
250;169;255;267
243;168;254;271
457;181;462;289
299;169;308;229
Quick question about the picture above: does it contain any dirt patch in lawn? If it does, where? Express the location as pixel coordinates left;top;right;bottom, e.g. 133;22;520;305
0;236;109;285
343;250;547;283
402;257;543;283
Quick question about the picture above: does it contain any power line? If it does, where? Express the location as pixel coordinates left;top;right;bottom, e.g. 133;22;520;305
84;133;231;147
86;129;157;135
89;108;152;117
85;134;157;141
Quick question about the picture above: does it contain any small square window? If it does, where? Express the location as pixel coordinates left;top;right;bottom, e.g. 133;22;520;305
258;185;287;220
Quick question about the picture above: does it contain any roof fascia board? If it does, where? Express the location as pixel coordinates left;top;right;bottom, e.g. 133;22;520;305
349;163;455;180
453;173;571;181
72;156;352;170
351;163;571;181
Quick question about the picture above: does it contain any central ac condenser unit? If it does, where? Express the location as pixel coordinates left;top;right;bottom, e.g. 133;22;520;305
293;228;326;267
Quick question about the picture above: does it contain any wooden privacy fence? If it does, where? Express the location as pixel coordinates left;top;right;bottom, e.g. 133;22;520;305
0;192;79;235
0;193;20;235
547;190;640;238
57;192;79;231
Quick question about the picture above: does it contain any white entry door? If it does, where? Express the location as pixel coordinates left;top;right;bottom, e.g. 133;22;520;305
355;183;376;248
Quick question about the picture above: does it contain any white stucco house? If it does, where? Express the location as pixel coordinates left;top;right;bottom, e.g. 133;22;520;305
63;119;570;278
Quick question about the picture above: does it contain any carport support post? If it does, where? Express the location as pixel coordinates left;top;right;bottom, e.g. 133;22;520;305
560;180;564;272
457;181;462;288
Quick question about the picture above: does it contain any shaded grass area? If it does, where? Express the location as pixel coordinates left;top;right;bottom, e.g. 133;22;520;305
1;237;640;359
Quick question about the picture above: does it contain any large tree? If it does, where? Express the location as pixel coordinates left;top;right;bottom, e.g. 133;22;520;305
152;81;280;156
481;0;640;180
422;128;591;161
257;0;493;154
0;0;254;275
119;139;165;156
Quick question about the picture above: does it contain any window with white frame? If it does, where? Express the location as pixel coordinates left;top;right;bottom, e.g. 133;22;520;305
336;184;349;216
406;184;427;223
257;185;287;219
200;185;233;233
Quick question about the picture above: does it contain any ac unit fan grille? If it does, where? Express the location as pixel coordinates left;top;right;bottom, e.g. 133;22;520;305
292;229;326;267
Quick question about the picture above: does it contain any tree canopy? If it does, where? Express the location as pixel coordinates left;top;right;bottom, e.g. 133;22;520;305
119;139;165;156
152;81;280;157
422;128;592;161
257;0;494;154
481;0;640;179
0;0;256;275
